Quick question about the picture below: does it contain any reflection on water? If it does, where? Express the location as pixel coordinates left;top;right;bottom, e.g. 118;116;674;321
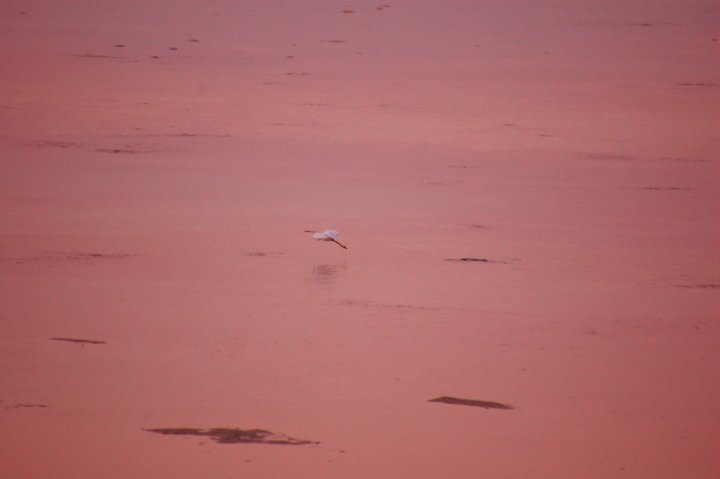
311;263;346;286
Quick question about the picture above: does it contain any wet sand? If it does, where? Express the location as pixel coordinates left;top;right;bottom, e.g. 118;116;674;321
1;1;719;478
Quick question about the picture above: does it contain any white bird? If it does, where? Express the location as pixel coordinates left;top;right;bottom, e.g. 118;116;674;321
310;229;348;249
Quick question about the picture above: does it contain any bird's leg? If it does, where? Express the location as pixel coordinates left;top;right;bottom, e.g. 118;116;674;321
331;239;348;249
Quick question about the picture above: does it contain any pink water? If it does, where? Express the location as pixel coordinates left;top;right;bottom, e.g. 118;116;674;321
1;1;719;478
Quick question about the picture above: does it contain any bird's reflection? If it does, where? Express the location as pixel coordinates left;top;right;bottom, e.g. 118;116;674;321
311;263;347;286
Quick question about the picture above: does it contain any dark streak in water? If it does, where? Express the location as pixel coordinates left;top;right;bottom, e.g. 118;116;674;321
96;148;139;154
66;53;127;59
429;396;514;410
673;284;719;290
2;252;136;265
677;82;716;88
444;257;495;263
9;403;49;409
145;427;318;445
50;337;107;345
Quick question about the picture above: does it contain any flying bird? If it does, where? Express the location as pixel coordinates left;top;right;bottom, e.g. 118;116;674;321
307;229;348;249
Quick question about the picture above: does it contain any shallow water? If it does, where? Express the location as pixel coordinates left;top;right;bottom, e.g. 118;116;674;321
1;1;719;478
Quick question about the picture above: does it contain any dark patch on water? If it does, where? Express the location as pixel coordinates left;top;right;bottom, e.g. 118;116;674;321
341;299;442;312
444;257;495;263
27;140;86;149
119;132;230;138
677;82;716;88
673;284;719;290
658;156;709;163
51;337;107;345
67;53;127;59
145;427;318;445
7;403;49;409
584;153;635;162
429;396;513;410
96;147;140;154
2;252;135;265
